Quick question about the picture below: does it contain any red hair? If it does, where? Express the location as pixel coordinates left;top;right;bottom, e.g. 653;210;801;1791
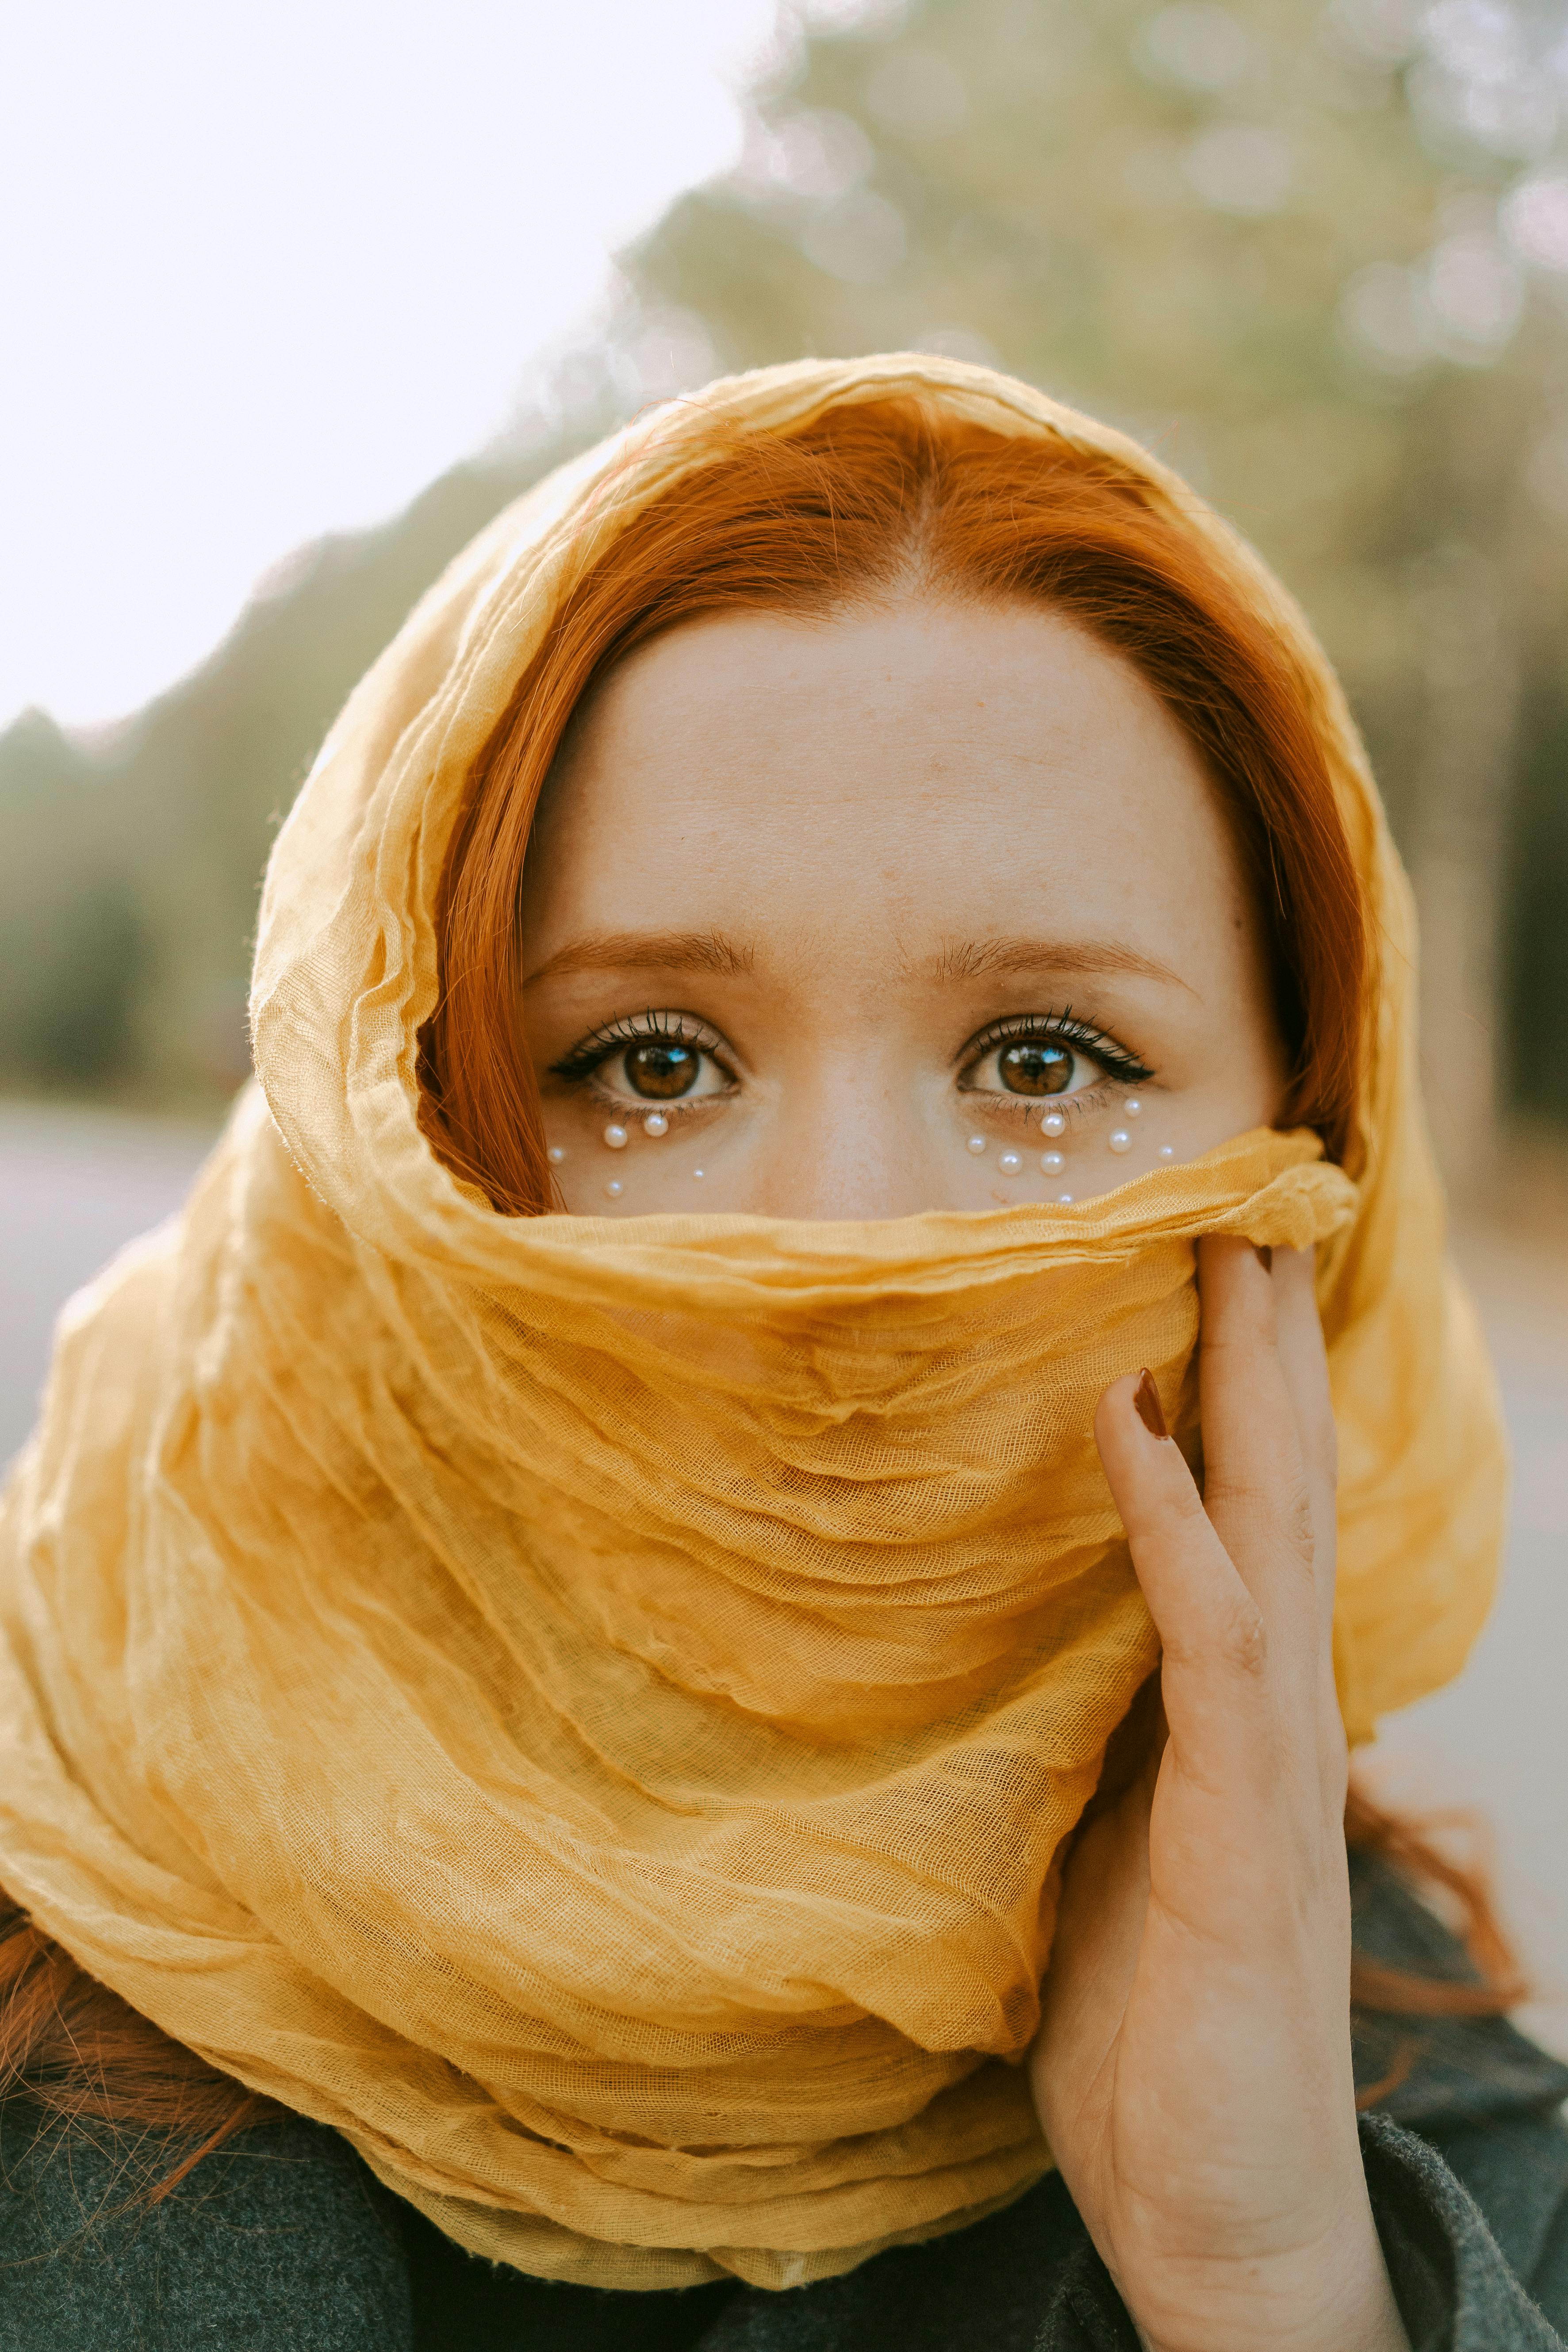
0;396;1509;2182
421;399;1366;1214
0;1894;280;2191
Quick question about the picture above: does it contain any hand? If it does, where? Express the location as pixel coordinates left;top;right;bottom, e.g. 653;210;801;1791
1028;1239;1408;2352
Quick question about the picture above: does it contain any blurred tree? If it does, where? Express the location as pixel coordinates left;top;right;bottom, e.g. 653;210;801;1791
1511;678;1568;1111
0;461;541;1107
3;0;1567;1177
0;714;149;1091
621;0;1568;1183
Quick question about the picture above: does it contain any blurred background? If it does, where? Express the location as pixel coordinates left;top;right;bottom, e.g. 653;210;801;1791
3;0;1567;2028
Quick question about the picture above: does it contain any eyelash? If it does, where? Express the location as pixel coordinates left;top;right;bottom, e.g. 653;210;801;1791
549;1011;731;1090
956;1010;1153;1092
549;1007;1154;1105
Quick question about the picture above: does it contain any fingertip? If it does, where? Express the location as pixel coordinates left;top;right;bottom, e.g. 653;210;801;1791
1134;1367;1169;1439
1095;1370;1141;1435
1094;1371;1142;1460
1197;1230;1279;1335
1196;1233;1269;1306
1095;1369;1173;1456
1271;1244;1326;1342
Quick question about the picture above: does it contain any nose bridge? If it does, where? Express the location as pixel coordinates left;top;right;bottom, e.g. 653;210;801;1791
751;1032;936;1222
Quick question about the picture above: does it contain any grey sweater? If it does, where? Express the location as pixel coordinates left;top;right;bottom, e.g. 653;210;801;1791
5;1854;1568;2352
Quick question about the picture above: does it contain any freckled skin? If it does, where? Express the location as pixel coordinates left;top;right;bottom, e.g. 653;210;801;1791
519;599;1285;1218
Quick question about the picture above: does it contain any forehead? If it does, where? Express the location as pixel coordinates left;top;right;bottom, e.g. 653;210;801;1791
526;598;1252;961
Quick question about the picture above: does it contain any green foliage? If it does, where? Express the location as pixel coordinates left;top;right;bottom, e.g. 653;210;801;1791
621;0;1568;1129
1510;681;1568;1117
0;461;543;1104
634;0;1560;816
0;716;149;1091
4;0;1568;1118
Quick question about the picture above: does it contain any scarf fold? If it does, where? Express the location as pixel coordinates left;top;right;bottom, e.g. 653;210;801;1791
0;356;1505;2290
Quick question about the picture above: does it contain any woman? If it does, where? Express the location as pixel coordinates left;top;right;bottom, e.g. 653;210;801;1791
1;356;1564;2350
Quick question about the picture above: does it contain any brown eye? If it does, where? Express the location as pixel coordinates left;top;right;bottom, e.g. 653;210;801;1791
998;1040;1072;1096
622;1040;699;1099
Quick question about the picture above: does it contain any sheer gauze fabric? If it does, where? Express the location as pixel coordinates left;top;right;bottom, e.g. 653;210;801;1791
0;357;1506;2290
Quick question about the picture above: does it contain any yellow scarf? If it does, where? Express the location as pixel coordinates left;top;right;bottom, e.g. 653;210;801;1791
0;358;1504;2291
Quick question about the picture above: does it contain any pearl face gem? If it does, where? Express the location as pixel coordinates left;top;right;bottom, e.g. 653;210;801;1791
1108;1129;1133;1155
603;1123;629;1151
604;1180;623;1199
547;1145;566;1165
966;1134;987;1155
1041;1149;1065;1174
692;1168;705;1180
1056;1192;1074;1205
1123;1097;1142;1118
643;1112;669;1138
998;1150;1023;1175
1041;1110;1067;1137
1157;1144;1176;1161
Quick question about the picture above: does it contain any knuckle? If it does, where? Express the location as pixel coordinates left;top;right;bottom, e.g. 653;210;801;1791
1211;1591;1269;1678
1287;1482;1315;1555
1200;1471;1274;1529
1119;1454;1208;1541
1160;1585;1268;1680
1205;1473;1319;1577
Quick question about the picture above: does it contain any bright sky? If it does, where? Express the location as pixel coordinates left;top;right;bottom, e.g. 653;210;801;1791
0;0;782;732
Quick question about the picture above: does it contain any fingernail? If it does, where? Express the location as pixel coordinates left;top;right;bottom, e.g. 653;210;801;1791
1254;1244;1273;1272
1134;1369;1169;1439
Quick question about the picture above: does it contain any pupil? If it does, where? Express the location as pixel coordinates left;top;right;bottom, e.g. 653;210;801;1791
624;1041;698;1099
999;1041;1071;1096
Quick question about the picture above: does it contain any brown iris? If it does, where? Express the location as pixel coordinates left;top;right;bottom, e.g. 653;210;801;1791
623;1040;699;1099
999;1040;1071;1096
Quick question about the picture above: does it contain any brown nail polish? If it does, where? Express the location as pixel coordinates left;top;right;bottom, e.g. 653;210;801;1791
1134;1369;1169;1439
1255;1244;1273;1272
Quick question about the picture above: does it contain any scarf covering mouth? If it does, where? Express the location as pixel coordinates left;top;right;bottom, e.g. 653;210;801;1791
0;356;1505;2291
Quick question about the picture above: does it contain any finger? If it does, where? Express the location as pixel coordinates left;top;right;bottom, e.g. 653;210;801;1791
1270;1246;1338;1641
1094;1371;1269;1785
1196;1237;1318;1674
1269;1246;1349;1810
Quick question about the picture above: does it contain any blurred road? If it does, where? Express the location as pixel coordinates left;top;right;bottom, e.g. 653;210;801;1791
2;1101;1566;2044
0;1103;219;1467
1375;1223;1568;2056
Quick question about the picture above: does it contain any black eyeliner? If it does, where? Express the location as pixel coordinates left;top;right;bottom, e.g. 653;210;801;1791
549;1009;728;1086
956;1007;1153;1089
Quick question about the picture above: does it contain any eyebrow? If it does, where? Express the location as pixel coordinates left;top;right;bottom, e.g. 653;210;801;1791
928;936;1193;991
525;927;1188;993
523;930;756;986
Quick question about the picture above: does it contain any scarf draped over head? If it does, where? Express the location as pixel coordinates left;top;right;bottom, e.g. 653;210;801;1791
0;357;1506;2290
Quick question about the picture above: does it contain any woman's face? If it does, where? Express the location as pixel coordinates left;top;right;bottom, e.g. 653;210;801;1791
519;600;1287;1218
